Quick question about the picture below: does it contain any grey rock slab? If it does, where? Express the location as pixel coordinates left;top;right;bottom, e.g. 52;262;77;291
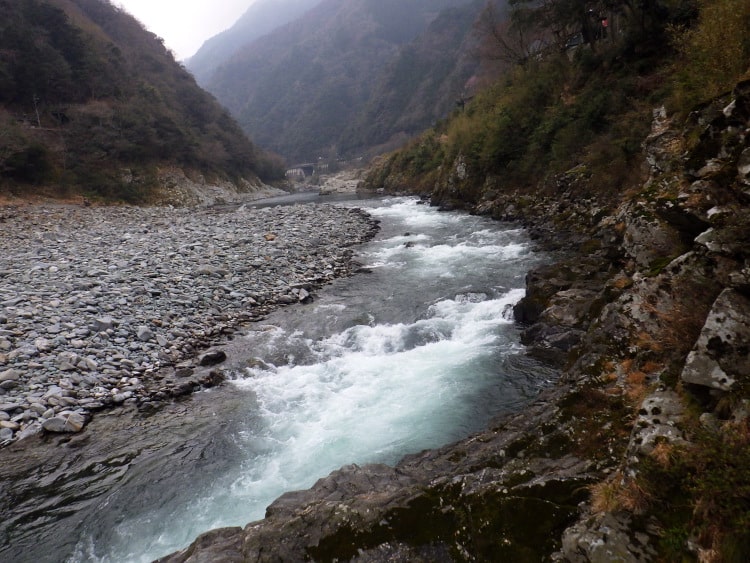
42;412;87;433
682;288;750;391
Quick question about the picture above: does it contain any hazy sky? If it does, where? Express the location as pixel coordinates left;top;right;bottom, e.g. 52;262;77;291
115;0;254;60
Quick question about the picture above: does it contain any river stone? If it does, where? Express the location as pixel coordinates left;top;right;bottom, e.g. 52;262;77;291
198;350;227;366
682;289;750;391
136;326;154;342
34;338;53;352
0;427;13;441
0;204;379;447
0;368;21;382
92;317;116;332
297;288;311;302
42;412;87;433
0;402;21;413
0;420;20;431
16;422;42;441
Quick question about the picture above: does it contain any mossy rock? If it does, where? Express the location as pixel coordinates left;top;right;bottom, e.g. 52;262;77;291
307;479;589;562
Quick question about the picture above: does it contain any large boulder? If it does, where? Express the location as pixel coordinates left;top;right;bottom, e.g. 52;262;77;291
682;289;750;391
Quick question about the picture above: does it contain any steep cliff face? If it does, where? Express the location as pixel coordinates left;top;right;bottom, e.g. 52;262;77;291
161;83;750;562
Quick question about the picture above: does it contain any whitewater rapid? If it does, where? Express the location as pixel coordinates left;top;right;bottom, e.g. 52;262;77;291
79;197;550;562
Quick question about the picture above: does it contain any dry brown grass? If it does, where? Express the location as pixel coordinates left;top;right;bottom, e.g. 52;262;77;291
589;473;652;515
626;370;649;403
639;296;709;358
649;441;675;469
635;330;664;353
697;547;720;563
642;360;663;375
611;275;633;290
619;478;652;514
590;478;622;513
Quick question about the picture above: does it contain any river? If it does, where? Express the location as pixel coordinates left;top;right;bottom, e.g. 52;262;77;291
1;196;552;562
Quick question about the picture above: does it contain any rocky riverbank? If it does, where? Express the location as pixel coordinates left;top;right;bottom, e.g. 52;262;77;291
160;83;750;561
318;169;364;195
0;203;378;446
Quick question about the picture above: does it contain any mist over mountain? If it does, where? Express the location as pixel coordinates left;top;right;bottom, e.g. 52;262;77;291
187;0;324;86
0;0;277;201
192;0;480;163
343;0;484;156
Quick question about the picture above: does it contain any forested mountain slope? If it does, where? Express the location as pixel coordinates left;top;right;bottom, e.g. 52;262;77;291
0;0;279;202
187;0;323;86
198;0;480;163
340;0;485;157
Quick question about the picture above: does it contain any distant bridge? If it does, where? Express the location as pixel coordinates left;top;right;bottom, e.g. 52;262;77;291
285;162;330;179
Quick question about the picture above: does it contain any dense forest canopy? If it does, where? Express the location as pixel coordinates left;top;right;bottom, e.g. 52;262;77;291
368;0;750;199
0;0;282;201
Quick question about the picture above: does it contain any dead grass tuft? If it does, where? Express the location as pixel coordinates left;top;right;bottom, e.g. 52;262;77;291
589;473;652;515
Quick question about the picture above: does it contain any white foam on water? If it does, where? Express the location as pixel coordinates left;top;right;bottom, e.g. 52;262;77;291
91;290;526;563
224;288;526;515
367;198;465;229
82;198;542;563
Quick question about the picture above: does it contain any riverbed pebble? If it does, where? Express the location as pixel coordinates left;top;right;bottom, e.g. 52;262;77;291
0;203;377;445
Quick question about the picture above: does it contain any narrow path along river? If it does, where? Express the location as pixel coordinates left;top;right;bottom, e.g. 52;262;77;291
2;197;554;562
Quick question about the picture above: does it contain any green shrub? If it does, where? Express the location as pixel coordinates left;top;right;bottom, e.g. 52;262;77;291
670;0;750;112
4;144;55;184
641;422;750;561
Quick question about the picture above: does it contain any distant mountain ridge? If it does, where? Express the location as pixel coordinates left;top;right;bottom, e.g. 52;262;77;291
0;0;277;201
188;0;324;86
189;0;483;163
343;0;485;156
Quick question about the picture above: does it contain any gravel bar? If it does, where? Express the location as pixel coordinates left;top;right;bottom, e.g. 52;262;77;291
0;203;378;445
